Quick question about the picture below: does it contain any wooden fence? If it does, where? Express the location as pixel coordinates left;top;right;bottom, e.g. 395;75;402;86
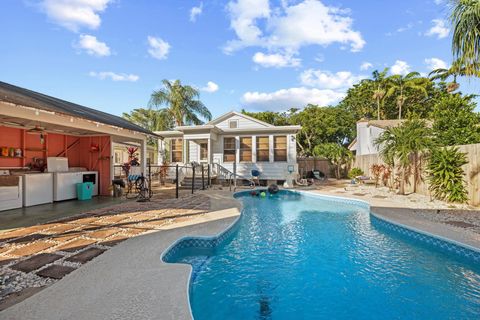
297;157;333;178
354;143;480;206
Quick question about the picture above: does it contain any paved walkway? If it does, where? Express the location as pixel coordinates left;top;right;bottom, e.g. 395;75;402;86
0;192;210;310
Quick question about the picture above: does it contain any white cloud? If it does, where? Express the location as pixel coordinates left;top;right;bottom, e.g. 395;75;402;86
425;19;449;39
360;62;373;71
190;2;203;22
224;0;365;53
41;0;112;32
252;52;301;68
425;57;448;71
89;71;139;82
242;87;345;110
201;81;219;93
76;34;110;56
147;36;170;60
300;69;364;89
390;60;411;75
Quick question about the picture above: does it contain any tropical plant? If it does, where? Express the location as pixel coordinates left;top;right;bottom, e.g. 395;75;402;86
427;147;468;203
451;0;480;76
313;143;353;179
149;79;212;126
430;93;480;146
375;119;433;194
348;167;364;179
385;72;429;120
370;164;385;187
366;68;389;120
428;60;470;92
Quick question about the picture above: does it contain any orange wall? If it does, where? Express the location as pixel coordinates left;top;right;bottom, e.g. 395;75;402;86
0;126;112;196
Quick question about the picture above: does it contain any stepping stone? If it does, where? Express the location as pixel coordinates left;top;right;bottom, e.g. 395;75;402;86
372;195;388;199
0;286;45;312
8;234;48;244
9;241;56;256
36;265;75;279
352;193;366;196
55;239;96;252
45;224;79;234
11;253;63;273
66;247;106;264
100;235;128;247
0;257;14;266
86;228;121;240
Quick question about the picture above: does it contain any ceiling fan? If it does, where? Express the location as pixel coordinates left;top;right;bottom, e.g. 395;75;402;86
26;125;46;135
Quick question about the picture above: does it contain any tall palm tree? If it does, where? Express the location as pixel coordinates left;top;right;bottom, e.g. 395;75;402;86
149;79;212;126
367;68;389;120
385;72;428;120
375;119;432;194
429;59;480;92
451;0;480;76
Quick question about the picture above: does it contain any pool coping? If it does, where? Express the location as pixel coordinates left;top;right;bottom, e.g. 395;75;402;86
2;190;479;320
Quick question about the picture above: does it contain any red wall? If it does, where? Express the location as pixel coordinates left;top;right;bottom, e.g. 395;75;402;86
0;126;112;196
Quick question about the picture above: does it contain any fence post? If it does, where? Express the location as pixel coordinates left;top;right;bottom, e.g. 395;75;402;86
201;164;205;190
192;165;195;194
207;164;211;187
148;162;152;196
175;164;179;199
233;162;237;189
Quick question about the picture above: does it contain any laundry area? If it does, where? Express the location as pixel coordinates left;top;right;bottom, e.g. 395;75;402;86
0;81;157;222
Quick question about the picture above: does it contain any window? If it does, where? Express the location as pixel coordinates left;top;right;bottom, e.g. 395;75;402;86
171;139;183;162
229;120;238;129
200;142;208;161
239;137;252;162
274;136;287;162
224;137;236;162
114;151;122;164
256;136;269;162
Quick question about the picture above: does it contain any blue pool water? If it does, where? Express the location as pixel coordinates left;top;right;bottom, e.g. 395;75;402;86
165;191;480;319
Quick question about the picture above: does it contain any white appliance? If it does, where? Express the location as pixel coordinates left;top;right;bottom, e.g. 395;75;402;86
47;157;68;173
22;173;53;207
53;172;83;201
0;171;23;211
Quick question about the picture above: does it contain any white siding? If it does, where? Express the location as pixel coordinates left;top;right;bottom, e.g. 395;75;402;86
215;115;269;129
356;122;385;155
188;141;199;163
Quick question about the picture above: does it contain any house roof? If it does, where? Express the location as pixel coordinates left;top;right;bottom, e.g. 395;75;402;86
207;110;274;127
0;81;156;136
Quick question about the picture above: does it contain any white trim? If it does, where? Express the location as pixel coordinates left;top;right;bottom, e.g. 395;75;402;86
207;111;274;127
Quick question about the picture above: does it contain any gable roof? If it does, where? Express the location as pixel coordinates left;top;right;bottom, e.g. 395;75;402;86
0;81;156;136
207;110;274;127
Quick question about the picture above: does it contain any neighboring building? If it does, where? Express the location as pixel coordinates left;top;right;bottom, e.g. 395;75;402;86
155;111;301;182
349;119;405;156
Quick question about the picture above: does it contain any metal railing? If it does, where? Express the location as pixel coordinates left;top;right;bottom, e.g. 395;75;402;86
113;163;212;199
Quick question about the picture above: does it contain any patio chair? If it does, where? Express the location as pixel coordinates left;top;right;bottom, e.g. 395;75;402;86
251;169;261;187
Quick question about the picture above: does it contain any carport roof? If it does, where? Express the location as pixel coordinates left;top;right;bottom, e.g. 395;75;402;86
0;81;157;136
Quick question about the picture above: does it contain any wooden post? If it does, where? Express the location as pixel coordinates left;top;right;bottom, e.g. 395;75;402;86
192;165;195;194
202;164;205;190
207;164;211;187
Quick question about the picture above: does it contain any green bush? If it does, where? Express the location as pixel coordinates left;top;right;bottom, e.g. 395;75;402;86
427;147;469;203
348;167;364;179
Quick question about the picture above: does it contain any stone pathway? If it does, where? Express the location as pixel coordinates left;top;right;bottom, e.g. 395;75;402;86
0;193;210;310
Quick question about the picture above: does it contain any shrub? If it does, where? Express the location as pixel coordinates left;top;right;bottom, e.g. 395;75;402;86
370;164;385;187
348;167;364;179
427;147;468;203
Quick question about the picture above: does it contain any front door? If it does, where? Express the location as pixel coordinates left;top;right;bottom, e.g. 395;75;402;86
199;142;208;163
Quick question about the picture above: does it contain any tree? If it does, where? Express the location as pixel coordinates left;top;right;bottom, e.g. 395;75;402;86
427;147;469;203
313;143;353;179
385;72;428;120
451;0;480;76
241;109;291;126
149;79;212;126
430;94;480;146
366;68;389;120
428;60;469;92
122;108;173;145
375;119;432;194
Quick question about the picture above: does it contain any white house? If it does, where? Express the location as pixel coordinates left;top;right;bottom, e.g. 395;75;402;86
349;119;405;156
155;111;301;183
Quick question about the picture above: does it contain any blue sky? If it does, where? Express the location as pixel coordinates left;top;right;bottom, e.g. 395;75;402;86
1;0;478;118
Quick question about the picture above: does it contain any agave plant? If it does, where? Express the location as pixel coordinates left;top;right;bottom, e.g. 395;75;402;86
427;147;468;203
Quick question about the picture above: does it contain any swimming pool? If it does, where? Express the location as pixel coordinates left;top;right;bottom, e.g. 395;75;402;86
163;190;480;319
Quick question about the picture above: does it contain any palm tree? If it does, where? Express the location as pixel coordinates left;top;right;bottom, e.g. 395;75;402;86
122;108;173;145
451;0;480;76
385;72;428;120
149;79;212;126
375;119;432;194
368;68;389;120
